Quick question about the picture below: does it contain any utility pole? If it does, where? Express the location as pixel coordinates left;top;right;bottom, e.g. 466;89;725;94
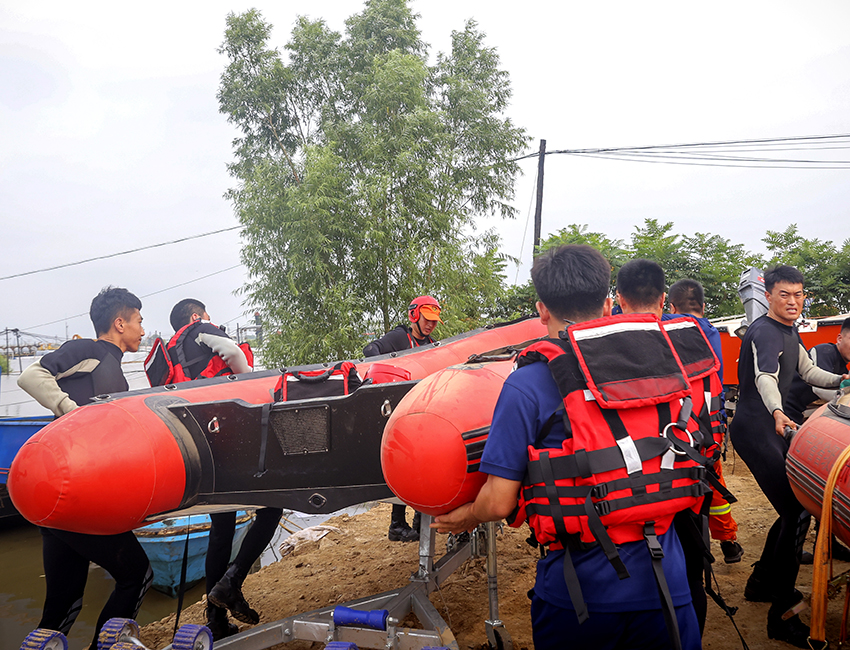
533;139;547;252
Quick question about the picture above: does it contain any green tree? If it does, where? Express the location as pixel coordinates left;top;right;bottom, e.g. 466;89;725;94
541;224;627;294
763;225;850;316
627;218;682;277
219;2;527;365
675;232;762;318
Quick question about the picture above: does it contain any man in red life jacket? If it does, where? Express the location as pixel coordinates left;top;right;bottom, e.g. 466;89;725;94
165;299;274;640
364;295;443;542
665;279;743;566
616;260;721;638
434;247;701;650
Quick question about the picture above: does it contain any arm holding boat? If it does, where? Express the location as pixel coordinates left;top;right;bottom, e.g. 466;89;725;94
796;343;846;389
432;475;521;534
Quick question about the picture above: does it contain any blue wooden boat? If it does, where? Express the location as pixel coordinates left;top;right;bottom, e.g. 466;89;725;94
1;416;256;596
133;511;254;597
0;416;53;519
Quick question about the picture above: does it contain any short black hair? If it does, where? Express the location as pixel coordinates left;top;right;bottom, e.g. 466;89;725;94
617;259;666;310
170;299;206;332
90;287;142;337
764;265;804;293
841;317;850;334
531;244;611;322
668;278;705;315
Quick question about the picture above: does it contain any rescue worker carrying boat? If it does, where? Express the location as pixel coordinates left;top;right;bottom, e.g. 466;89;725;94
364;295;443;542
149;299;275;641
434;246;706;650
18;287;153;650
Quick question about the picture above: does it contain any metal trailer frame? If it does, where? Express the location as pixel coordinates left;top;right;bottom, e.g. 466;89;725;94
162;516;512;650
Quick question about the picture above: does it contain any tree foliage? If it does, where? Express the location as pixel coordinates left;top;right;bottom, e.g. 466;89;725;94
499;219;842;321
763;225;850;316
219;1;527;365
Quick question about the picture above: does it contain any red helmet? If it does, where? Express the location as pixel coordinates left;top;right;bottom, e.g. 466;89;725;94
408;295;442;324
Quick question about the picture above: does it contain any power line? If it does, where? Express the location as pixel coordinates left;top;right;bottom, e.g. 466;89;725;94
568;151;850;170
0;226;242;282
22;264;244;331
506;133;850;169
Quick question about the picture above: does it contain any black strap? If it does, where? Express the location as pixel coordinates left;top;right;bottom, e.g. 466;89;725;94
524;437;672;485
704;466;737;504
535;409;564;447
562;546;589;624
583;489;629;579
523;466;707;503
705;564;750;650
643;523;682;650
538;452;573;546
255;403;272;477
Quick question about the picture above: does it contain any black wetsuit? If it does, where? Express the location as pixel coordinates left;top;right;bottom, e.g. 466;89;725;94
23;339;153;649
161;327;283;601
729;316;841;600
362;324;434;357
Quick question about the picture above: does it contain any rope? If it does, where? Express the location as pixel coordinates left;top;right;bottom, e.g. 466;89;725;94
809;442;850;646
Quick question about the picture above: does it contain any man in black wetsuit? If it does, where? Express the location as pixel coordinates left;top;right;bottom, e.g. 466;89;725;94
363;295;442;542
164;299;274;640
17;286;152;650
729;265;848;648
786;316;850;422
363;295;441;357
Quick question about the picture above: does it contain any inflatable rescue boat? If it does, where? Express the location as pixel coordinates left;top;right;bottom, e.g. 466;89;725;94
787;385;850;546
8;317;545;535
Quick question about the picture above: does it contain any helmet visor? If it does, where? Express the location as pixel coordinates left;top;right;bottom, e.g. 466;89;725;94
419;304;442;322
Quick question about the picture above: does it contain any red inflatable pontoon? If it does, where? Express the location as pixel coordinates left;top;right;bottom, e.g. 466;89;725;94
787;388;850;546
8;317;545;535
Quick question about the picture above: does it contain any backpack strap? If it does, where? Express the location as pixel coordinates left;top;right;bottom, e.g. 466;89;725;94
644;523;683;650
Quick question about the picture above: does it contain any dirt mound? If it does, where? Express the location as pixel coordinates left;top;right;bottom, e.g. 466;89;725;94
141;457;850;649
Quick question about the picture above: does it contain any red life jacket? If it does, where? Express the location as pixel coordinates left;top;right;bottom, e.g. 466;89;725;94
511;314;722;552
144;321;254;386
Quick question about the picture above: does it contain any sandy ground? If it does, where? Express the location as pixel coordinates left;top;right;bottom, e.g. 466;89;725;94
140;453;850;650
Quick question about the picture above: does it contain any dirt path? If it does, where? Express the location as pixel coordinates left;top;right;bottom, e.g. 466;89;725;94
141;454;850;649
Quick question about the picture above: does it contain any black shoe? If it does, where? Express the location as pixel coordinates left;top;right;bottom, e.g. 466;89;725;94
208;564;260;625
767;613;811;648
721;540;744;564
768;592;810;649
800;551;814;565
744;562;777;602
388;521;419;542
205;606;239;641
207;618;239;641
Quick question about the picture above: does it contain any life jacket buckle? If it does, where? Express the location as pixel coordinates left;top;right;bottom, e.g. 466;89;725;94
643;523;664;560
594;500;611;517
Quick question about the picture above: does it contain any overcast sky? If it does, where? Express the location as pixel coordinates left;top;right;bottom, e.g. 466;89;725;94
2;1;849;343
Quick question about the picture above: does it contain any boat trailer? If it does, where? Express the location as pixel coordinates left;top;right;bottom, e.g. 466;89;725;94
20;515;514;650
